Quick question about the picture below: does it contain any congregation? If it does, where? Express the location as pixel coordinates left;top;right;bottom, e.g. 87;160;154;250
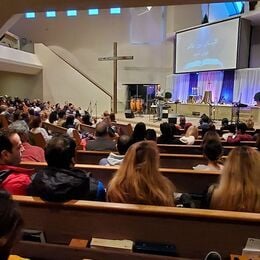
0;96;260;259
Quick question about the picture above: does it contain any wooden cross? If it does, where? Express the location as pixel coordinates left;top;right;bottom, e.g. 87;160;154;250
98;42;133;113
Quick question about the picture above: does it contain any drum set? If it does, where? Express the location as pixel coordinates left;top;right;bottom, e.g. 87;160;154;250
130;97;144;114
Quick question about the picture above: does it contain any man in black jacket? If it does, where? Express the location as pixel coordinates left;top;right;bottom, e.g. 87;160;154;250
28;135;105;202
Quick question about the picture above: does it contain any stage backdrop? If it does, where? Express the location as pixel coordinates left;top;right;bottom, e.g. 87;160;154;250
167;68;260;105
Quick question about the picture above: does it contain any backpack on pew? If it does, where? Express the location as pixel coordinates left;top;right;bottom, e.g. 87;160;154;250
27;168;104;202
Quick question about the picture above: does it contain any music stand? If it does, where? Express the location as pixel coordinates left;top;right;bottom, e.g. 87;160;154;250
231;102;247;124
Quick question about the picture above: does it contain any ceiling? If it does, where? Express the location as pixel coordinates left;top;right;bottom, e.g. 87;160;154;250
0;0;254;28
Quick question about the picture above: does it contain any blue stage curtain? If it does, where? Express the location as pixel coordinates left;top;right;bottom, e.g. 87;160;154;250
188;73;198;96
219;70;234;103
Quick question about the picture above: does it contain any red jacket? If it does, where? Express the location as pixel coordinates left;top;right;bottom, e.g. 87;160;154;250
227;134;254;144
0;165;34;195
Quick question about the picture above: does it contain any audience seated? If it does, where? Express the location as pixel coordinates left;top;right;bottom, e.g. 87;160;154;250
107;141;175;206
30;116;51;142
193;140;223;171
129;122;146;146
227;123;254;144
81;112;93;126
0;129;34;195
28;135;105;202
176;125;198;145
209;146;260;212
157;122;177;144
219;118;229;134
62;115;75;129
0;190;24;260
74;110;82;130
109;112;117;124
222;124;236;141
99;135;131;166
48;111;58;124
54;110;66;127
177;116;192;131
8;120;45;162
40;111;49;123
87;122;116;151
246;116;255;131
145;128;157;141
201;130;221;146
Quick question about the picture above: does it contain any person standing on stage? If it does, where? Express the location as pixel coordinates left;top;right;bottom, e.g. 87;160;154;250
155;84;164;120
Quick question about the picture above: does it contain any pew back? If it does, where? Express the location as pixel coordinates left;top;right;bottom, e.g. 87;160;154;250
42;122;67;135
75;150;226;169
20;161;220;194
13;196;260;259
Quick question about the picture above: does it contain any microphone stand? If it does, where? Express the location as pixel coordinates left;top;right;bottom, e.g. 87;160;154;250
94;101;97;120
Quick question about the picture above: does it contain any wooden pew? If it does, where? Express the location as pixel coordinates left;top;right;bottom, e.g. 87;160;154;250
29;132;46;149
115;122;133;136
158;144;257;155
79;123;133;137
20;161;220;194
79;123;95;135
12;195;260;259
193;139;256;147
0;114;9;128
157;144;236;155
75;150;226;169
42;122;67;135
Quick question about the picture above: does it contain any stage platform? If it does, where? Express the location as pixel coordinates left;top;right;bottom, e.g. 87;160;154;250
115;104;260;133
167;103;260;122
115;113;220;134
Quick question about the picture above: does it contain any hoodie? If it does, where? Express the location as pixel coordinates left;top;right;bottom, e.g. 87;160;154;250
99;152;124;166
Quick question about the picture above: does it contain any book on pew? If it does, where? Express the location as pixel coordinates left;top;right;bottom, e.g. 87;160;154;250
133;241;177;257
22;229;46;243
242;238;260;257
90;237;133;251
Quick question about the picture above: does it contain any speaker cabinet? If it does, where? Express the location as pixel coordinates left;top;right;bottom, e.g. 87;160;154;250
168;114;177;124
125;110;134;118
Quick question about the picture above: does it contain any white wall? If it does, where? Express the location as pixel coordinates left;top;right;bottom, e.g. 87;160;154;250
0;71;43;99
0;45;42;74
35;43;111;114
250;26;260;68
9;5;202;112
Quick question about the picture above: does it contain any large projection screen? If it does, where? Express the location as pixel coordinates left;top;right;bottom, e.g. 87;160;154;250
175;18;242;74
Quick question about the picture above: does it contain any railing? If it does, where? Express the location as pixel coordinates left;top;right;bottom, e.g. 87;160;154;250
48;47;113;106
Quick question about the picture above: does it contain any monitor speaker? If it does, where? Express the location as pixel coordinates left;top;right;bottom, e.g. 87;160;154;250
162;110;168;119
168;114;177;124
125;110;134;118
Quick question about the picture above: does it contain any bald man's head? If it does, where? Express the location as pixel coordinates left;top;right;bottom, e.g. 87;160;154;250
96;122;108;137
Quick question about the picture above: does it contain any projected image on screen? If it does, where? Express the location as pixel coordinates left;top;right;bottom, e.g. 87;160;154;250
175;18;240;73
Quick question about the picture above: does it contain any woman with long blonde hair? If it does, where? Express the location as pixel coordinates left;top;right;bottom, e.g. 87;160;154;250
107;141;175;206
210;146;260;212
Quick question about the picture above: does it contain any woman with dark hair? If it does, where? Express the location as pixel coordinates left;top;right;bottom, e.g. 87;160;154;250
0;190;24;260
157;122;175;144
107;141;175;206
48;111;58;124
129;122;146;145
62;115;75;129
145;129;157;141
193;140;223;171
201;130;221;147
82;113;93;126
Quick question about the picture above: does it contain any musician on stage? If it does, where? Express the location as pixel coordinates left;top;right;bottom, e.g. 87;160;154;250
155;84;164;120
